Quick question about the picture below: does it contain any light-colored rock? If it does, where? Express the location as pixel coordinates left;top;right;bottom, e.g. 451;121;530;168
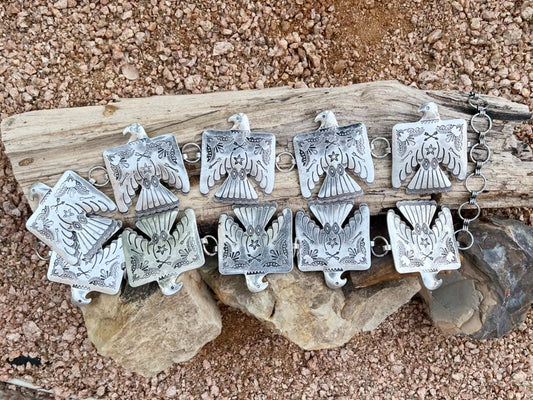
81;270;221;377
121;64;139;81
200;262;420;350
213;41;234;56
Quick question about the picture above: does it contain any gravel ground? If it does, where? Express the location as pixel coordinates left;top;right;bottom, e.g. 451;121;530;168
1;0;533;399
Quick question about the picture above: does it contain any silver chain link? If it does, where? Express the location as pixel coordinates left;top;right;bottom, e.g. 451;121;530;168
454;92;493;250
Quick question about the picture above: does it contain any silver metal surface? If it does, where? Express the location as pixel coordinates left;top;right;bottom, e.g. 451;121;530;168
48;238;125;306
391;102;467;194
87;165;110;187
387;200;461;290
293;110;374;201
122;208;205;295
218;202;293;292
26;170;121;265
200;113;276;203
103;123;190;216
295;201;371;289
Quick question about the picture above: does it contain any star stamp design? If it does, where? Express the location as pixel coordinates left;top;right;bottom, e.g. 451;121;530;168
200;113;276;203
293;110;374;201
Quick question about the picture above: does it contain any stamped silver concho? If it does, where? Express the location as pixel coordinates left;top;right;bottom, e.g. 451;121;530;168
293;110;374;201
200;113;276;203
26;170;121;265
295;201;370;289
122;208;205;295
218;202;292;292
48;238;125;306
103;123;190;216
392;102;467;194
387;200;461;290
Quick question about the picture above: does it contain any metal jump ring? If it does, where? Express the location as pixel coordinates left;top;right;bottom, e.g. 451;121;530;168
455;229;474;251
33;242;51;261
470;112;492;134
201;235;218;256
470;143;491;165
182;142;201;164
370;137;391;159
468;92;488;111
275;151;296;172
458;201;481;222
465;172;487;194
371;235;391;257
88;166;109;187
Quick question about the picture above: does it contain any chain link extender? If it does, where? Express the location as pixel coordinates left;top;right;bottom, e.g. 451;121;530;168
454;92;493;250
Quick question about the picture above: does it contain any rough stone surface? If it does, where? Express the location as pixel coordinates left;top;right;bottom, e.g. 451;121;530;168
81;270;222;377
421;216;533;339
200;261;420;350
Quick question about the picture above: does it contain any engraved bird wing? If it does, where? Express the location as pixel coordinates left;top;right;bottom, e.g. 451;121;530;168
47;237;124;295
293;131;327;198
123;209;204;286
165;208;205;271
103;142;142;212
218;213;249;273
26;171;121;265
244;133;276;194
337;124;375;184
430;206;461;270
146;134;190;193
391;124;426;189
387;209;425;273
339;204;371;268
295;209;327;269
264;207;293;272
199;130;236;194
435;120;468;181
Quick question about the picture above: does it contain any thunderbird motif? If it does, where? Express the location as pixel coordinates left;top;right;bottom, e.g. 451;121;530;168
293;110;374;201
391;102;467;194
48;238;125;306
387;200;461;290
26;170;121;265
122;208;205;295
103;123;190;216
295;201;370;289
199;113;276;203
218;202;292;292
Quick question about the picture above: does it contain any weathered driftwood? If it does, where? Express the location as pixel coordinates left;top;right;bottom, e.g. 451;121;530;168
2;81;531;230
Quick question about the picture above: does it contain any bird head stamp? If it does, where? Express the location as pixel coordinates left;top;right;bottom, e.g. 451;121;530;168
102;123;190;216
293;110;375;201
26;170;122;265
391;102;467;194
218;202;293;292
387;199;461;290
199;113;276;203
295;201;371;289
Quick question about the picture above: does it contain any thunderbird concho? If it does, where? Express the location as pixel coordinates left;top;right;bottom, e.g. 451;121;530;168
122;208;205;295
295;200;370;289
218;202;292;292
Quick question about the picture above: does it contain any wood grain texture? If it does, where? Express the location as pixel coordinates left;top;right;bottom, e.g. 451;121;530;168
2;81;532;230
